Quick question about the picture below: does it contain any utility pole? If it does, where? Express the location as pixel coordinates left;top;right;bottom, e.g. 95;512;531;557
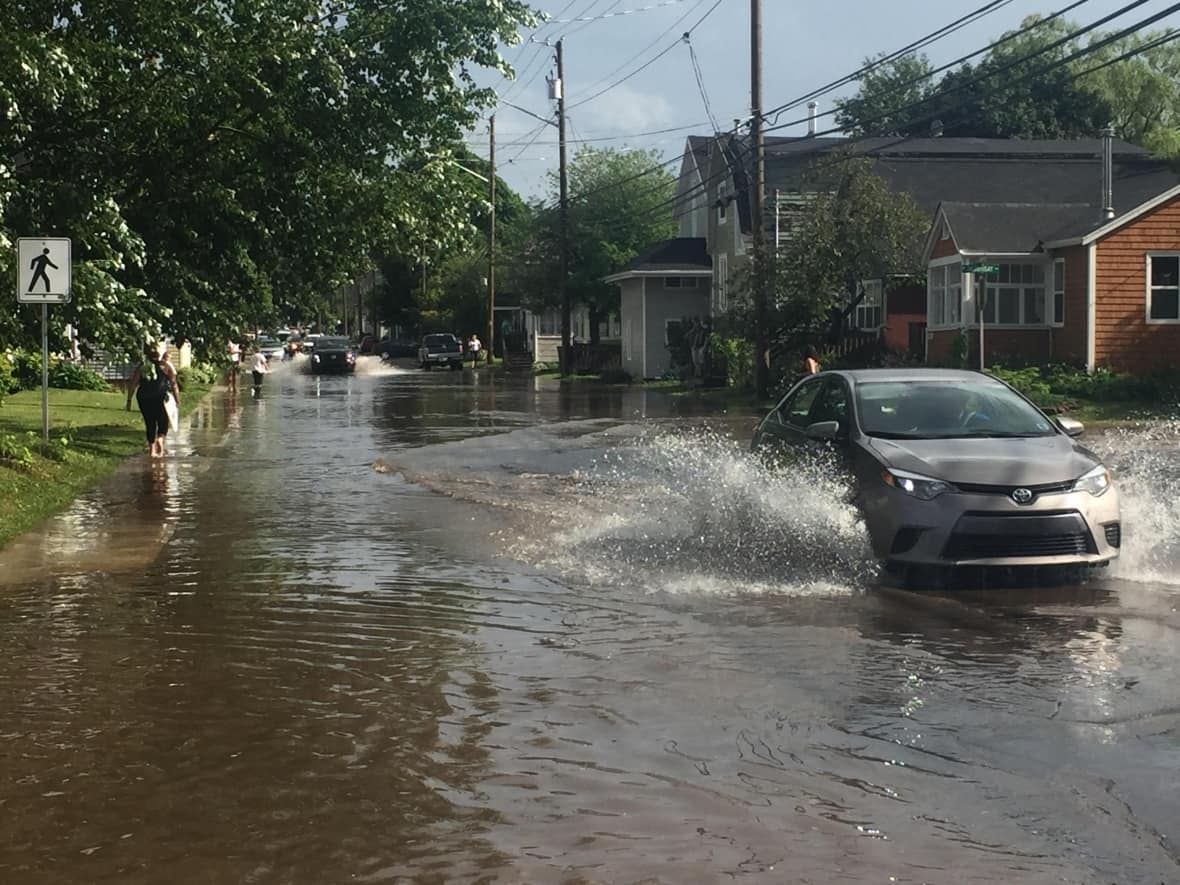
557;38;571;378
751;0;770;399
487;114;497;365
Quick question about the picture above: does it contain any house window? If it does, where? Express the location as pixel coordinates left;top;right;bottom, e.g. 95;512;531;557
976;263;1049;326
1053;258;1065;325
1148;254;1180;322
717;254;729;313
927;261;961;329
856;280;884;330
717;186;728;224
664;277;699;289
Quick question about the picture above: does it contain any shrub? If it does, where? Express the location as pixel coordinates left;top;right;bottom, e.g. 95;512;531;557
48;361;111;391
598;368;633;385
988;366;1054;405
177;362;219;391
0;432;35;468
11;350;42;390
711;336;754;390
0;353;17;402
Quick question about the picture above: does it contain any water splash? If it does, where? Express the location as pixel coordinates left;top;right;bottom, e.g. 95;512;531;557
1098;422;1180;585
516;428;876;596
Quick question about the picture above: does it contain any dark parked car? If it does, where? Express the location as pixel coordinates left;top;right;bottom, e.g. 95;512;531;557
308;336;356;374
376;338;417;360
751;369;1120;574
418;333;463;370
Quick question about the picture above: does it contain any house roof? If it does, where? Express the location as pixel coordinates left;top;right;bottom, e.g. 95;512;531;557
604;237;711;283
937;202;1096;253
730;135;1180;234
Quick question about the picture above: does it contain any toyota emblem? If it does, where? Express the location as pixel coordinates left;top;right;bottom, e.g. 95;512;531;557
1012;487;1035;505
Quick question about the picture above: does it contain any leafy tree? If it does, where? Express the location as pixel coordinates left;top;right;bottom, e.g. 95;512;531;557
0;0;535;357
1081;31;1180;158
513;148;677;344
834;54;939;137
771;158;928;358
836;17;1112;141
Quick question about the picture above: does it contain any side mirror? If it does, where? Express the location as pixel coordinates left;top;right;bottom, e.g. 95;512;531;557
806;420;840;441
1057;417;1085;437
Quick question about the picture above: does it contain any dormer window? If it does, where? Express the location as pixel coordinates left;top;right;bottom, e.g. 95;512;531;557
717;187;728;224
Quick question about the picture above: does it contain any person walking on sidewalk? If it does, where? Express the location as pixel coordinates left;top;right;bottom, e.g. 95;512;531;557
467;332;482;369
226;339;241;391
126;344;180;458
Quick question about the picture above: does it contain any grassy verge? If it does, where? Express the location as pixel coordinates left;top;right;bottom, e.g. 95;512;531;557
1056;398;1177;427
0;383;212;549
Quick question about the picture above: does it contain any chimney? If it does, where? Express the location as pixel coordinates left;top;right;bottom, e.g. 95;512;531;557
1101;127;1115;221
807;101;818;136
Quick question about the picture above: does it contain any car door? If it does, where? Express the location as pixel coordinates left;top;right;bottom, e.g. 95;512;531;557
805;376;856;472
756;377;826;453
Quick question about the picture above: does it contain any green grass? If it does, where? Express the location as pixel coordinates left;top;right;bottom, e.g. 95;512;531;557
1056;397;1178;427
0;384;212;549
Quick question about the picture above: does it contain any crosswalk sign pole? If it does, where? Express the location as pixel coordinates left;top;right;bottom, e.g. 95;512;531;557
41;304;49;444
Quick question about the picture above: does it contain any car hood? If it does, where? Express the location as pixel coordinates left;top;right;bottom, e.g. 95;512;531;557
866;434;1099;486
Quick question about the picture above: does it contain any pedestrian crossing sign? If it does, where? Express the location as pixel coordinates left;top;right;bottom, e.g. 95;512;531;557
17;237;72;303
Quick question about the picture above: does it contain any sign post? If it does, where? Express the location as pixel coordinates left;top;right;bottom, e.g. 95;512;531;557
963;263;997;372
17;237;72;444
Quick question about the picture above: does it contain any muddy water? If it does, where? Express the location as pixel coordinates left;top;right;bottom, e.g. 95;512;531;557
1;359;1178;884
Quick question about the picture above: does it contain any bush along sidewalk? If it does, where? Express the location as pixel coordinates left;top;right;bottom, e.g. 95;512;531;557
0;372;215;550
989;364;1180;423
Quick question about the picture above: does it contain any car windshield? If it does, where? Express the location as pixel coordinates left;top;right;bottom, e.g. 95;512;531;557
318;337;349;348
855;379;1056;439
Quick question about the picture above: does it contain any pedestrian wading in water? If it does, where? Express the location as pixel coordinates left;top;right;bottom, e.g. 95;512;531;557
251;347;269;394
126;344;181;458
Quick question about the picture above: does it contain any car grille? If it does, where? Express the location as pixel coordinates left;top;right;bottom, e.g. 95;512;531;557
944;532;1095;559
954;480;1074;497
1103;522;1122;548
942;511;1098;560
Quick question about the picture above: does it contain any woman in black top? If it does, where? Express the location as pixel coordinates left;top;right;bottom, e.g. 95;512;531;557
126;344;180;457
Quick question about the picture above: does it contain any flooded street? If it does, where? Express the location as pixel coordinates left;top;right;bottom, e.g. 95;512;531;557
1;359;1178;884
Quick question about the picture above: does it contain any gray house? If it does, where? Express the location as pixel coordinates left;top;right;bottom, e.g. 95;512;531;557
604;237;711;379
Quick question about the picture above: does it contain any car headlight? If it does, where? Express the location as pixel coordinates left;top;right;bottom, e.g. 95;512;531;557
1073;464;1112;496
882;468;954;501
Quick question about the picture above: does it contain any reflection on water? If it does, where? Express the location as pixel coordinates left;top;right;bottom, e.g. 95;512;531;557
0;364;1178;884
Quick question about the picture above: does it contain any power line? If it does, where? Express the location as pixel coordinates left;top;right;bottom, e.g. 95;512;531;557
568;0;727;109
549;0;692;23
541;0;1044;210
685;34;720;133
566;0;712;103
765;0;1147;135
764;0;1026;124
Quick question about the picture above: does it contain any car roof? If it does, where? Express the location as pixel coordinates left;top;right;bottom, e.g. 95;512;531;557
830;368;1000;385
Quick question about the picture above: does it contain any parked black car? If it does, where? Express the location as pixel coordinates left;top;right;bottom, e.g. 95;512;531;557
418;333;463;370
377;338;418;360
308;336;356;374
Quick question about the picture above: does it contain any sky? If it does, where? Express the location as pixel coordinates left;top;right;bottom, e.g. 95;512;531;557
462;0;1180;201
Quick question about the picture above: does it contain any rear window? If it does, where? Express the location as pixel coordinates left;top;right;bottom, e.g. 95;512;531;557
423;335;456;346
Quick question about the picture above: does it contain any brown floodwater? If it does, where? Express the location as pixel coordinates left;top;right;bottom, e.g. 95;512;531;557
1;358;1178;884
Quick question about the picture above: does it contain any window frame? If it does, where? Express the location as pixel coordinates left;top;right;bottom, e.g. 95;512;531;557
974;261;1053;328
777;378;825;429
855;279;884;331
663;277;699;290
1146;252;1180;324
1052;257;1065;326
664;318;684;347
927;257;962;330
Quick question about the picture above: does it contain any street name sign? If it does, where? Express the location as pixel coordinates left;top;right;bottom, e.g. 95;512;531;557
962;263;999;274
17;237;72;303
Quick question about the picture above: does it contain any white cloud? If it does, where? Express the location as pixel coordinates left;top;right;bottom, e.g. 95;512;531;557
576;83;675;136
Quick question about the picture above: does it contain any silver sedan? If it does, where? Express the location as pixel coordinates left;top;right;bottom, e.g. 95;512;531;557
751;368;1121;573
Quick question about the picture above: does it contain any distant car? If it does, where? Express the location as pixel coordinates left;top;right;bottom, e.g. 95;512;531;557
358;335;377;354
308;336;356;374
750;369;1120;576
377;339;417;360
418;333;463;370
255;337;286;361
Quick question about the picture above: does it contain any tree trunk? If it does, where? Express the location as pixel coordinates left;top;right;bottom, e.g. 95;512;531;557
588;304;602;346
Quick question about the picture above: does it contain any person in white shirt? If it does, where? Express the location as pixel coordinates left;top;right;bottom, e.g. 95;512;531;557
226;339;242;390
251;349;268;394
467;333;482;368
